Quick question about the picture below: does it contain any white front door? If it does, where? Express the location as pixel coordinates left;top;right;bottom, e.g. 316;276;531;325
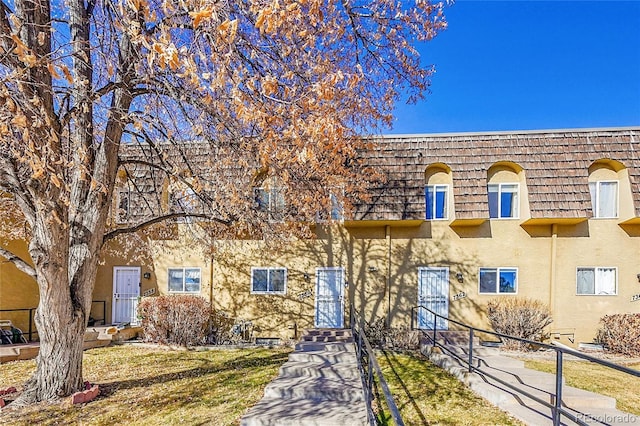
315;267;344;328
417;267;449;330
113;266;141;325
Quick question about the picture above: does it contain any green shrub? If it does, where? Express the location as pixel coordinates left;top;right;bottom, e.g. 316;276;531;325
596;313;640;357
487;298;552;350
138;295;211;347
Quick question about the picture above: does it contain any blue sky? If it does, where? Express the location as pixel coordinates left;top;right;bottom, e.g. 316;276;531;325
390;1;640;134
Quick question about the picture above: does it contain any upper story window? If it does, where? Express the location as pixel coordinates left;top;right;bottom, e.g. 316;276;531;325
316;188;345;222
116;188;130;224
425;163;452;221
589;181;618;218
328;191;344;221
479;267;517;294
254;183;285;222
169;182;199;223
488;183;519;219
425;185;448;220
251;267;287;294
577;267;616;295
168;267;201;293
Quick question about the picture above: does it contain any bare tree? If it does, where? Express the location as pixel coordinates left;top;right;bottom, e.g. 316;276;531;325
0;0;447;404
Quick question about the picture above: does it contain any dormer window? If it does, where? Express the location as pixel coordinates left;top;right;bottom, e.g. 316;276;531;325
254;185;285;222
169;183;198;223
488;183;519;219
425;184;448;220
589;181;618;218
116;188;130;224
329;191;344;221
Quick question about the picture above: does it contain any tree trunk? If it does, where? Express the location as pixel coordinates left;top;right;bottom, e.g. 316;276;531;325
15;284;87;403
12;208;100;405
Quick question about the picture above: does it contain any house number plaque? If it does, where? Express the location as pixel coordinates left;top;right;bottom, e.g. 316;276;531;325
298;290;313;300
453;291;466;301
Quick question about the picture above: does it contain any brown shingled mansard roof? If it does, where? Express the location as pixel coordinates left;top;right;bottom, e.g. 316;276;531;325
117;127;640;226
355;127;640;222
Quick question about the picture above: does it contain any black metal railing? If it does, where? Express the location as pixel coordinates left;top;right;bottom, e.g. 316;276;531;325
89;300;107;326
0;307;37;341
1;300;108;342
350;304;405;426
411;305;640;426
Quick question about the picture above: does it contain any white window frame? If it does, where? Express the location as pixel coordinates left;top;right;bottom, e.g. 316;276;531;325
589;180;618;219
478;267;518;294
167;267;202;293
488;183;519;219
425;184;449;220
251;267;287;295
317;189;345;223
329;190;344;222
576;267;617;296
254;186;286;222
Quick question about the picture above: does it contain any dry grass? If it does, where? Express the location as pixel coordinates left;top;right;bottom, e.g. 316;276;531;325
0;345;291;425
375;350;524;425
522;359;640;416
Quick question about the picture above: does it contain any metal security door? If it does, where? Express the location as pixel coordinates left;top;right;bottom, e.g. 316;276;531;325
417;267;449;330
315;267;344;328
112;267;141;325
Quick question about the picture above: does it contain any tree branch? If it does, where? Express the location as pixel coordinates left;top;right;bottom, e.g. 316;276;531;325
0;245;36;277
103;213;231;243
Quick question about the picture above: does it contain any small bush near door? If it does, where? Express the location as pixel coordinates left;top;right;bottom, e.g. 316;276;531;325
138;295;211;347
596;313;640;357
486;298;553;350
364;316;420;350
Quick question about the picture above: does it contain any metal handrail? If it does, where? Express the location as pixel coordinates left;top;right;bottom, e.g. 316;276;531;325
0;307;37;341
350;304;405;426
411;305;640;426
0;300;108;342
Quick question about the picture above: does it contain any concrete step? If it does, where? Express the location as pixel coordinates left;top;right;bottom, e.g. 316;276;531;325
241;328;368;426
294;341;355;352
288;350;357;364
263;375;365;402
301;335;354;343
303;329;352;338
474;367;614;409
241;397;368;426
477;355;526;369
279;360;360;379
441;344;500;357
424;348;630;425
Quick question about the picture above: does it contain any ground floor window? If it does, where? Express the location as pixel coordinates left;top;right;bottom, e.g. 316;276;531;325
251;267;287;294
577;267;617;295
168;267;201;293
479;267;517;294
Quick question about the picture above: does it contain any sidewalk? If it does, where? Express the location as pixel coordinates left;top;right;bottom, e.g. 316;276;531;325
241;329;369;426
422;333;639;426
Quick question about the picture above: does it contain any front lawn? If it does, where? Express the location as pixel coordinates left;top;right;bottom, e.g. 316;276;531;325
0;345;291;425
375;350;524;425
522;358;640;416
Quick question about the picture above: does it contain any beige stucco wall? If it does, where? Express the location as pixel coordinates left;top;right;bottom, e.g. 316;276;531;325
2;175;638;346
0;239;38;335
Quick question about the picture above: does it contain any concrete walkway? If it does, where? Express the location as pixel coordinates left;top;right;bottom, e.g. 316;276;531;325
241;329;369;426
422;332;639;426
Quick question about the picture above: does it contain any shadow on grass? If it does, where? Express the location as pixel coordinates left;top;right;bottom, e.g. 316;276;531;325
0;348;290;426
98;350;289;396
374;349;430;426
